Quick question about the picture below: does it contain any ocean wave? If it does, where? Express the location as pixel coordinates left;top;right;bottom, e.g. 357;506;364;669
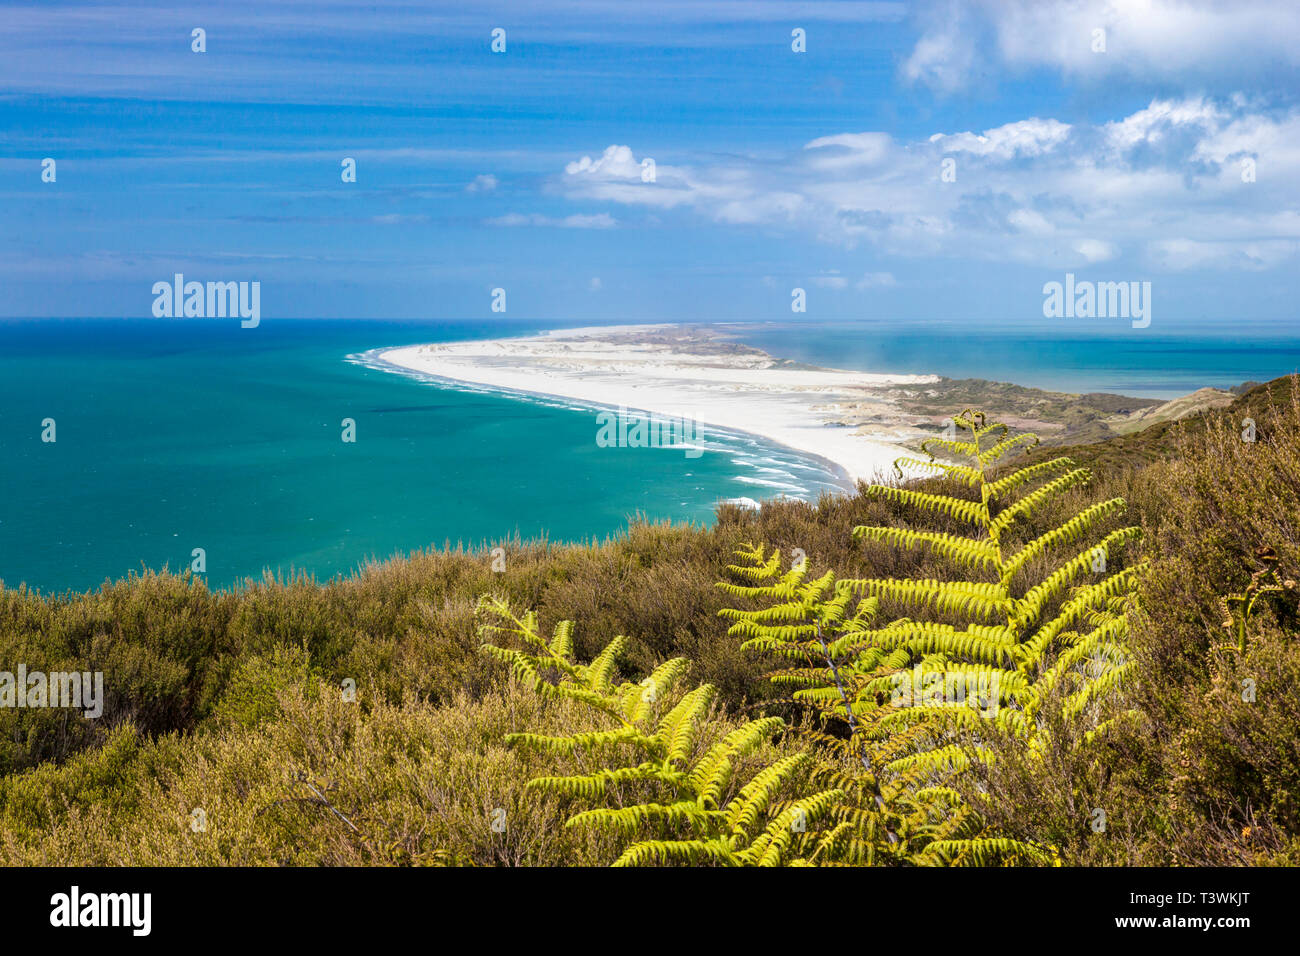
731;475;810;493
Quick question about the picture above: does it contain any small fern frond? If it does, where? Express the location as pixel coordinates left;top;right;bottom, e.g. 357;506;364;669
891;457;983;487
612;838;736;867
853;526;1000;570
1000;498;1128;585
585;635;628;691
865;485;987;525
567;802;724;834
976;433;1039;467
921;837;1053;866
989;468;1092;536
655;684;718;764
726;753;811;833
985;456;1074;501
548;619;575;659
920;436;978;458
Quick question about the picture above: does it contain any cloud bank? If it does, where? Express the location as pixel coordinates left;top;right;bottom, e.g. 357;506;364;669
560;97;1300;272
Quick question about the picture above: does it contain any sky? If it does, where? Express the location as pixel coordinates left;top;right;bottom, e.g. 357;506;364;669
2;0;1299;330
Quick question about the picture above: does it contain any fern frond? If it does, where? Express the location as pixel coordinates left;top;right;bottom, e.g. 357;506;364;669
985;456;1074;501
1012;527;1141;631
625;657;690;723
612;838;736;867
865;485;987;525
726;753;811;833
586;635;628;692
845;621;1022;667
690;717;787;807
891;457;983;488
845;578;1013;623
1000;498;1128;585
746;788;845;866
1021;564;1143;668
711;409;1150;868
528;763;685;800
920;436;978;458
566;802;724;833
976;433;1039;467
853;526;999;570
504;727;647;754
989;468;1091;536
548;619;575;659
655;684;718;764
921;837;1053;866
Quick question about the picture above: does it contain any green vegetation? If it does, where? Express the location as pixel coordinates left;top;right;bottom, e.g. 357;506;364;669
885;376;1250;450
1;378;1298;865
893;377;1167;446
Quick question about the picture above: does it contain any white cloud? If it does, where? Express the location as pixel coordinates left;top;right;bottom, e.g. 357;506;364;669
1009;209;1055;236
804;132;895;170
562;145;704;209
487;212;617;228
1103;97;1222;154
716;191;805;224
902;8;979;94
555;97;1300;272
930;118;1072;158
370;213;430;225
467;174;498;192
905;0;1300;91
565;145;642;179
1146;237;1300;271
856;271;897;288
1073;239;1117;263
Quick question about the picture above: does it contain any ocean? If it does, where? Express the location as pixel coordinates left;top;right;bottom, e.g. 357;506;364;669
722;320;1300;397
3;317;1299;594
0;319;842;594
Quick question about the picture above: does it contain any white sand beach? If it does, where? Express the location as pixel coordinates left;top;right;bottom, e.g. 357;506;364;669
377;324;944;487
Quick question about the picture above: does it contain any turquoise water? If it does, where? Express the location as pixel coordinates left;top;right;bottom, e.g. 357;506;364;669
0;319;844;594
4;317;1299;595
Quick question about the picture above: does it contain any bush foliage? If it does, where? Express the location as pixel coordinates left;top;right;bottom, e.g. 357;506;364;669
1;378;1298;865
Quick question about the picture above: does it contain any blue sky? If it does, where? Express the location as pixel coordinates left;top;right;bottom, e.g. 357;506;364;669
3;0;1299;329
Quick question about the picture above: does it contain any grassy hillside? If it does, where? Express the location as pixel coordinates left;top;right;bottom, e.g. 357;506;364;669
1;376;1297;865
1016;374;1298;473
894;376;1245;449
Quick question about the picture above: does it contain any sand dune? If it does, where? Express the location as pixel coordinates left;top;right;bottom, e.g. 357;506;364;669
378;325;942;486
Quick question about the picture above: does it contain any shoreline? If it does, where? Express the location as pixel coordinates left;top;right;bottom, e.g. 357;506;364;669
369;324;943;488
358;346;861;495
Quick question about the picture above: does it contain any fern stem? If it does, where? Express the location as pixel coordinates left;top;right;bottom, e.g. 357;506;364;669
968;414;1007;575
814;621;898;847
815;621;858;738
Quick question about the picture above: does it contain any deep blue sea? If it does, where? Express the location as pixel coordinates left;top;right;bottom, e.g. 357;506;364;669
3;317;1299;594
720;320;1300;397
